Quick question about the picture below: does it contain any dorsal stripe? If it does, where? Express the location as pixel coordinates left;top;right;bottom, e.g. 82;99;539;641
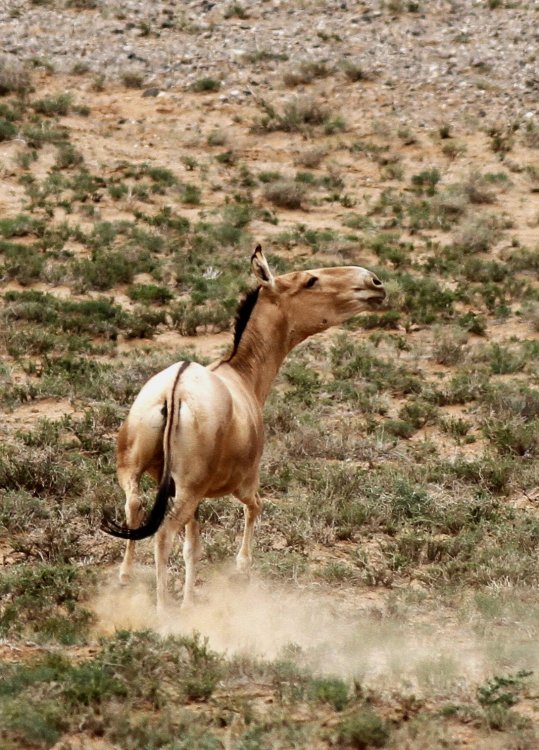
225;286;260;362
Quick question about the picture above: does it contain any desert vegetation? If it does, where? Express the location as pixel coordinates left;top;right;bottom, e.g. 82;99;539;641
1;1;538;748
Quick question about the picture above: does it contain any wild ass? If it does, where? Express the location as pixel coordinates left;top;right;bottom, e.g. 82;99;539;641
102;246;386;610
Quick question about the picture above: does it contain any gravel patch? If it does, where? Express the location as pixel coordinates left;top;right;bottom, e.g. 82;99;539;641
0;0;537;126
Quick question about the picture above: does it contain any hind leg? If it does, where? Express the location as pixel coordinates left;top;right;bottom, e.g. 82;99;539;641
182;515;203;609
155;516;177;613
155;494;200;613
115;415;163;585
118;467;144;585
235;491;263;577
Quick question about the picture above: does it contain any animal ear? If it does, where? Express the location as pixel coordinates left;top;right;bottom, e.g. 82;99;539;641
251;244;275;288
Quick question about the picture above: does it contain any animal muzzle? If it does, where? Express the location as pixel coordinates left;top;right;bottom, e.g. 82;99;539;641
366;275;386;306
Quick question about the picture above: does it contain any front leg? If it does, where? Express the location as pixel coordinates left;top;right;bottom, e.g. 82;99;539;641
235;491;263;576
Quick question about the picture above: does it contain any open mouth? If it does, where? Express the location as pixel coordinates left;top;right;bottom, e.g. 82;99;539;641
367;295;386;308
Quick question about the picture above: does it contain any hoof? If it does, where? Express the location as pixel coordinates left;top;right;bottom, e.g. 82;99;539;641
119;572;131;586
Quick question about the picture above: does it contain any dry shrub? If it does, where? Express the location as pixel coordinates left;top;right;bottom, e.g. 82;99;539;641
295;146;327;169
432;326;468;366
254;95;329;133
283;60;330;87
521;302;539;333
433;188;468;223
341;60;376;82
0;57;31;96
66;0;99;8
263;180;307;210
121;70;145;89
522;120;539;149
462;170;496;204
453;213;499;253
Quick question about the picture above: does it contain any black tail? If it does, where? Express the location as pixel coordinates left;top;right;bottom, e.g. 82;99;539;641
101;360;190;540
101;476;175;540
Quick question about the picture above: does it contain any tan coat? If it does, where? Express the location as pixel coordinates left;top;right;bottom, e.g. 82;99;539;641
102;246;386;610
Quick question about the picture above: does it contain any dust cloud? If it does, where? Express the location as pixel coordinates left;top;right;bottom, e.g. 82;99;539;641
91;566;538;694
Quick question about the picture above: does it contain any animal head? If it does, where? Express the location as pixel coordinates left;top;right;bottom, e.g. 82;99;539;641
251;245;386;345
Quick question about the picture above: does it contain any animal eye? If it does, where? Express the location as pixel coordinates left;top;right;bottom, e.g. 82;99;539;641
305;276;318;288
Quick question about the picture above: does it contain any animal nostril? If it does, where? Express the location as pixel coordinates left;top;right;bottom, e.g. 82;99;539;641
372;277;383;287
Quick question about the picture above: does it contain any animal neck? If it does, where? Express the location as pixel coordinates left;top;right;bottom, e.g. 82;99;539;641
226;302;297;405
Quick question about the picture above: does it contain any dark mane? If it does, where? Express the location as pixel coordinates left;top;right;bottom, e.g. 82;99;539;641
227;286;260;361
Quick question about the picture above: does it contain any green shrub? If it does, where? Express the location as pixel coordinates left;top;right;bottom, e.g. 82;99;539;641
357;310;401;330
32;93;72;116
482;416;539;457
0;694;66;747
437;367;490;405
330;336;421;396
191;77;221;92
477;670;532;710
54;142;84;169
66;0;99;7
484;383;539;420
369;232;411;267
0;214;44;238
457;311;487;335
299;463;372;536
215;148;237;165
127;283;173;305
307;677;349;710
336;710;389;748
0;442;86;499
74;251;135;289
411;167;441;195
170;300;232;336
432;326;468;365
181;183;201;204
383;418;416;439
22;120;68;147
254;96;330;133
3;291;152;340
62;661;128;707
0;490;51;532
428;456;515;494
0;564;94;642
399;274;456;323
0;116;16;140
461;257;507;283
341;60;372;82
0;242;45;284
398;398;438;428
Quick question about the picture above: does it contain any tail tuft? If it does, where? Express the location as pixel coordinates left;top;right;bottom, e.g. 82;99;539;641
101;478;174;540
